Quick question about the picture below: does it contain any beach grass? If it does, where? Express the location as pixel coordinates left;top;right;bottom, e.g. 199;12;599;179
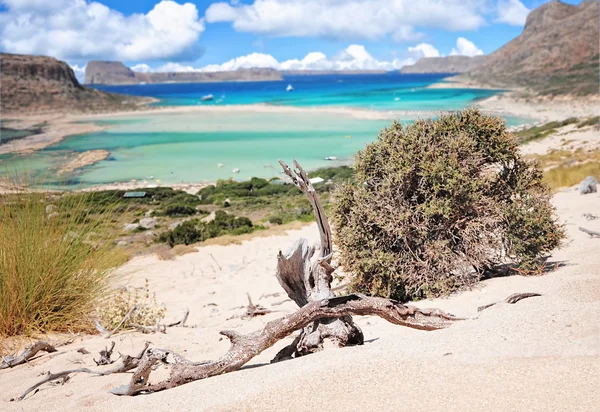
530;149;600;190
515;118;579;144
0;191;126;337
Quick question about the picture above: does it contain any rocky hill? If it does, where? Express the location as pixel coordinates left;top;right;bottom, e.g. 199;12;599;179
85;61;283;85
462;0;599;95
400;56;486;74
0;53;146;113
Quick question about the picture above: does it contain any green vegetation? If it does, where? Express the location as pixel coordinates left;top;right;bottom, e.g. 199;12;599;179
0;192;126;337
158;211;258;247
531;149;600;190
515;118;579;144
332;109;565;301
577;116;599;129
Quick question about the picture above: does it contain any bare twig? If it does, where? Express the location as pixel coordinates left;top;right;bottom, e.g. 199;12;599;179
95;305;138;338
579;226;600;238
477;292;542;312
167;309;190;327
1;342;57;369
15;342;151;402
244;294;272;319
93;341;115;366
583;213;598;220
14;369;103;401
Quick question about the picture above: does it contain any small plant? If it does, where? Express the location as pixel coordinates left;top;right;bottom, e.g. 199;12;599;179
0;192;126;336
96;279;166;330
268;216;283;225
161;204;197;217
332;109;565;301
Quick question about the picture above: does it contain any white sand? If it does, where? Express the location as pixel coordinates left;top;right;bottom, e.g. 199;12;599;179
1;188;599;411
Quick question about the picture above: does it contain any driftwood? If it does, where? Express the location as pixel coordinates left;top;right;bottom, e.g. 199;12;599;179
111;294;462;396
244;294;272;318
274;160;363;358
477;292;542;312
167;309;190;327
579;226;600;238
15;342;150;401
1;341;57;369
93;341;115;366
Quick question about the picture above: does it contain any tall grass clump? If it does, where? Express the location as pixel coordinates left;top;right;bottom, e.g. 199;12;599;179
332;109;565;301
0;192;125;336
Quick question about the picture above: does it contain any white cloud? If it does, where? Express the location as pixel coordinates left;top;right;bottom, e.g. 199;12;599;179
450;37;484;56
139;45;414;73
70;64;86;83
131;63;152;73
205;0;487;41
0;0;205;61
407;43;440;59
495;0;530;26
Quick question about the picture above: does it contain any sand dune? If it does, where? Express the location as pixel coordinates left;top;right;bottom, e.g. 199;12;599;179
1;187;599;411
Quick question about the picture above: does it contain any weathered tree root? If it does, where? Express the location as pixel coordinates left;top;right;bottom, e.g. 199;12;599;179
113;294;462;396
15;342;150;401
579;226;600;238
477;292;542;312
1;341;57;369
94;341;115;366
244;294;272;319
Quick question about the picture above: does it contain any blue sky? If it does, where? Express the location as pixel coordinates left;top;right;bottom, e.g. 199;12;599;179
0;0;583;76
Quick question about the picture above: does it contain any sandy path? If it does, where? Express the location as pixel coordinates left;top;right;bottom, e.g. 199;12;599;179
1;188;599;411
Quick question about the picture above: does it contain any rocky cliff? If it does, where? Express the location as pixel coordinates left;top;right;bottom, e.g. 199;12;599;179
0;53;145;113
400;56;486;74
463;0;599;95
85;61;284;85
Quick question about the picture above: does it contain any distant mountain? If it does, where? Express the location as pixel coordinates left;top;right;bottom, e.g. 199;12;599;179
461;0;599;95
0;53;145;113
85;61;283;85
399;56;486;74
283;69;389;75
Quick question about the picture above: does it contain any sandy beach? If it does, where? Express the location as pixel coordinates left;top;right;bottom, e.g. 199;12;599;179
1;183;599;411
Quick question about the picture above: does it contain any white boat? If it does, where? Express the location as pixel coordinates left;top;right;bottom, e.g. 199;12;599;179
201;94;214;101
232;168;240;173
394;97;400;101
286;84;294;92
217;163;224;168
324;156;338;161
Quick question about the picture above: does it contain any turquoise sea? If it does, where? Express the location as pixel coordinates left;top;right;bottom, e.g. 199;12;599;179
1;73;533;187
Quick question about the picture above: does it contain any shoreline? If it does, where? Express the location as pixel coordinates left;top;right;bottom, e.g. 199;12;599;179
1;89;598;194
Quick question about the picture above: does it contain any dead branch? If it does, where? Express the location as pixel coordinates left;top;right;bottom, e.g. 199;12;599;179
15;342;150;402
167;309;190;327
130;320;167;334
244;294;272;318
579;226;600;238
14;369;103;401
93;341;115;366
477;292;542;312
1;341;57;369
583;213;598;220
95;304;138;338
113;294;462;396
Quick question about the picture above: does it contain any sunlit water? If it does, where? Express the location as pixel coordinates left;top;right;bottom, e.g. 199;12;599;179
1;74;534;187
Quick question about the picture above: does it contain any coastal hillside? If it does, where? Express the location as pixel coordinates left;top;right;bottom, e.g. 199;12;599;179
462;0;599;95
399;56;486;74
0;53;145;113
85;61;283;85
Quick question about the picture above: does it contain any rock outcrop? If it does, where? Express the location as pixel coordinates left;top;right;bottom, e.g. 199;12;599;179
400;56;486;74
85;61;284;85
462;0;599;95
0;53;146;113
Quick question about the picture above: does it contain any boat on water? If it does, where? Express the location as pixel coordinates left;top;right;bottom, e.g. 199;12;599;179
286;84;294;92
232;168;240;173
217;163;224;168
201;94;214;101
324;156;338;161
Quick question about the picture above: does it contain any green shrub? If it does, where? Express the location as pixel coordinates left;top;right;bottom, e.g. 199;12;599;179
157;211;255;247
268;216;283;225
0;192;125;336
162;204;197;217
332;109;565;301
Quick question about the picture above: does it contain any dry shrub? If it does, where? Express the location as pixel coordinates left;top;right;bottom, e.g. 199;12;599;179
96;279;166;330
154;244;175;260
171;244;198;257
0;192;126;336
332;109;565;301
